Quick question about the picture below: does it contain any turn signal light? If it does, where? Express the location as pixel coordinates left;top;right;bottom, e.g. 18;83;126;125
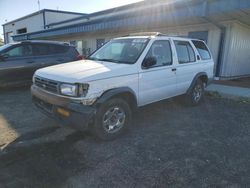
57;107;70;117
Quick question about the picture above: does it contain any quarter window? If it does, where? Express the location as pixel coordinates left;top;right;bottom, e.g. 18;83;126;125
174;41;195;64
143;40;172;68
192;40;211;60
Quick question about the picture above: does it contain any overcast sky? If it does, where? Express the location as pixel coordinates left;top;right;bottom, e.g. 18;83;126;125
0;0;142;40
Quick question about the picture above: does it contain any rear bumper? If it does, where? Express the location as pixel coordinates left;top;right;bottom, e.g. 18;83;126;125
31;85;96;131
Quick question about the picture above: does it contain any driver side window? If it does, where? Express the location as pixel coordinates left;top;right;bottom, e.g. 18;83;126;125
5;45;32;58
143;40;172;68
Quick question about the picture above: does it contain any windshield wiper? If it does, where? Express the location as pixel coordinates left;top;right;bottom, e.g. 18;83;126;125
86;57;98;61
101;59;132;64
98;58;119;63
88;57;130;64
86;57;113;62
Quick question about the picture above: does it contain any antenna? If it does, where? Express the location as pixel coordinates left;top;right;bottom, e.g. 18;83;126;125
38;0;41;11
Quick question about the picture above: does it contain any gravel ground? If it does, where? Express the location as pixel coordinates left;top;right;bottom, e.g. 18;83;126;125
0;88;250;188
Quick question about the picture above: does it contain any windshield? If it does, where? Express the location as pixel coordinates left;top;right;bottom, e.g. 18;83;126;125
0;44;12;52
88;38;149;64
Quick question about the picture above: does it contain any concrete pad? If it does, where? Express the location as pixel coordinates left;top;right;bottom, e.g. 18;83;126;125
206;84;250;99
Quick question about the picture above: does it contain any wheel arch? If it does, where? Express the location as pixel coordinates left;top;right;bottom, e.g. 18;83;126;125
187;72;208;94
94;87;138;110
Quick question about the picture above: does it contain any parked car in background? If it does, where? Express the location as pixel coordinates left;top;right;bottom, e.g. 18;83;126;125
31;32;214;140
0;40;82;87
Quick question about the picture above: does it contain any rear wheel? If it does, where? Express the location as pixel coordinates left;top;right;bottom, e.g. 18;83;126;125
92;98;131;140
186;79;204;106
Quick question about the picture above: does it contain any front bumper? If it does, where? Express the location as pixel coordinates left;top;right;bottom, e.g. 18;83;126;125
31;85;96;131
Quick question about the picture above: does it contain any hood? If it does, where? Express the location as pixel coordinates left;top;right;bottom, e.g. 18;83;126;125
35;60;137;83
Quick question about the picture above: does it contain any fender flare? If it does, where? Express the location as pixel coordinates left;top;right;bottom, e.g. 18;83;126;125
187;72;208;94
94;87;138;108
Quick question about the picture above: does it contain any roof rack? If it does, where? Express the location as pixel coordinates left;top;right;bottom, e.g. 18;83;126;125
20;40;70;46
128;32;167;37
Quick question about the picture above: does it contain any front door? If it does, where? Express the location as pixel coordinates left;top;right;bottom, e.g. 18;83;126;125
0;44;34;86
138;40;177;106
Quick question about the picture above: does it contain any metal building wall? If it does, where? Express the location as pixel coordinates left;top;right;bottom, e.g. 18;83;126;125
44;11;82;26
221;22;250;78
51;23;221;64
3;13;44;38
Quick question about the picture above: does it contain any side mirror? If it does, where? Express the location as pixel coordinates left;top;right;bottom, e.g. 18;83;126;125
0;54;8;61
142;57;157;69
197;55;201;60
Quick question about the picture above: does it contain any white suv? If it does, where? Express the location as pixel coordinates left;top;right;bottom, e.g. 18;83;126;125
31;32;214;140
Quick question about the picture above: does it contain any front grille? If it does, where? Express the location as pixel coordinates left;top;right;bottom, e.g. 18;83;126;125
34;76;59;94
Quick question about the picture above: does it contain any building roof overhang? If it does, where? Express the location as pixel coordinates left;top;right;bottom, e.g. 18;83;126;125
12;0;250;41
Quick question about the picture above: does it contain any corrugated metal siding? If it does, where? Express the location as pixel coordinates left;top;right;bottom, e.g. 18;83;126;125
12;1;207;42
45;11;81;25
221;22;250;77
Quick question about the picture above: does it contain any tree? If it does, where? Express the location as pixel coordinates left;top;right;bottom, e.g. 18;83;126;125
0;37;4;46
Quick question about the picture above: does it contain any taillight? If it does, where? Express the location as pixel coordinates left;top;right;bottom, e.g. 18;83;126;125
76;54;83;60
75;51;83;60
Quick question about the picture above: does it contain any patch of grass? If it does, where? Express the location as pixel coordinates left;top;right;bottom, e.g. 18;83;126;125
238;97;250;104
206;91;222;99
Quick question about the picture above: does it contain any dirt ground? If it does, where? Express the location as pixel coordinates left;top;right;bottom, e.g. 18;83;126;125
0;88;250;188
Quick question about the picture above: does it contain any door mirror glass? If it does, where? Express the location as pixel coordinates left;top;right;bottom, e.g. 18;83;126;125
0;54;9;61
142;57;157;68
197;55;200;60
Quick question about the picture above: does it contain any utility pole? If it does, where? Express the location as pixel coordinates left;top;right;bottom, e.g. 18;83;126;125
38;0;41;11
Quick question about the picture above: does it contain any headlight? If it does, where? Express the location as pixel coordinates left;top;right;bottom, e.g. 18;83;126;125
60;83;89;97
60;84;78;97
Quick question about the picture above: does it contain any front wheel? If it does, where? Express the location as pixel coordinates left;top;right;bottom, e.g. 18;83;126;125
92;98;131;140
186;79;204;106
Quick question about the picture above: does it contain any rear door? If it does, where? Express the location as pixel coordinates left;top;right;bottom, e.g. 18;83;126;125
191;40;214;79
0;44;34;85
173;39;205;95
30;43;70;75
32;43;71;68
47;44;72;64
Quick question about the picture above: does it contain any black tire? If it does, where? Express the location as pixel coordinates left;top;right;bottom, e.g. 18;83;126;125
185;79;204;106
92;98;131;141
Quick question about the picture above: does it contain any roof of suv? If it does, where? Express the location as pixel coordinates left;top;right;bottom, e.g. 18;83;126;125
115;32;203;41
21;40;70;45
9;40;70;46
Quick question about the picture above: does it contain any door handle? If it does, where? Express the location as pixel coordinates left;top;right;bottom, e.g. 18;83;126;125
172;68;177;72
57;59;64;62
27;61;35;64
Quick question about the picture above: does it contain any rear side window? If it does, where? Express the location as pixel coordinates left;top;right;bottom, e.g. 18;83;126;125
192;40;211;60
32;44;68;56
32;44;49;56
174;41;195;64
